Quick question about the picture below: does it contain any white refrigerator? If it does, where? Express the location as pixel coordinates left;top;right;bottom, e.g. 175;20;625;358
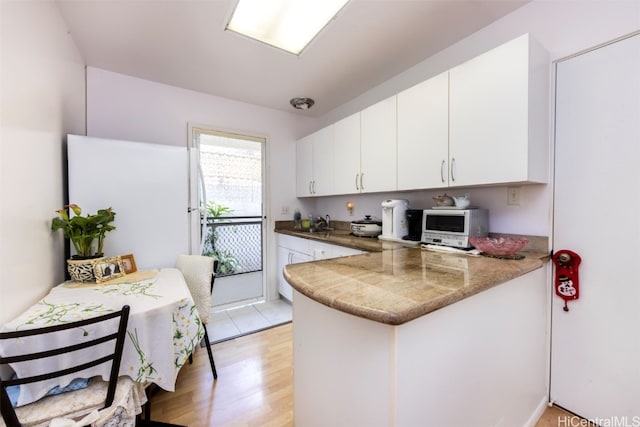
67;134;201;270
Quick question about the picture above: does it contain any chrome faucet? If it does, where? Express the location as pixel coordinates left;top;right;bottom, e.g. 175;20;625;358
315;215;331;230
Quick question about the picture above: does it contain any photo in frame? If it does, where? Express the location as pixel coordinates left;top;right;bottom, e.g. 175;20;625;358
120;253;137;274
92;256;126;283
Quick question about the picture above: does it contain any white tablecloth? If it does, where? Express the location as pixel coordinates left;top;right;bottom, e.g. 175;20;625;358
0;268;204;407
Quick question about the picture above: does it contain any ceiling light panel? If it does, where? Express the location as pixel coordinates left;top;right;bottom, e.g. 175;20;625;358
226;0;349;55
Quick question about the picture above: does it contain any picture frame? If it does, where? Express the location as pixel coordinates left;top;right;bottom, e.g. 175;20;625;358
120;253;137;274
92;256;126;283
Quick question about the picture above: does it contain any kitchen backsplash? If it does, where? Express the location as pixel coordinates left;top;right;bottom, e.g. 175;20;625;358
274;220;549;255
291;184;550;238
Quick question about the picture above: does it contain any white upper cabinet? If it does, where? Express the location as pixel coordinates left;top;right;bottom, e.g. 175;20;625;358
296;126;334;197
296;33;549;196
333;113;361;195
360;95;397;193
312;126;334;196
448;34;549;187
295;134;314;197
397;71;449;190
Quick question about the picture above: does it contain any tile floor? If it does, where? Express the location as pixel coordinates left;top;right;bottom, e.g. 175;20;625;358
208;298;292;344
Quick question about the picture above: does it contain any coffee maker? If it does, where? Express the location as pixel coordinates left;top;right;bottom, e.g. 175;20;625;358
404;209;424;242
379;199;409;242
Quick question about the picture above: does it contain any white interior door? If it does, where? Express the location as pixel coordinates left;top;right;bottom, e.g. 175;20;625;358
552;33;640;419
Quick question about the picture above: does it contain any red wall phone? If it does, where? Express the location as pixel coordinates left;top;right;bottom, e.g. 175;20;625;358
552;249;582;311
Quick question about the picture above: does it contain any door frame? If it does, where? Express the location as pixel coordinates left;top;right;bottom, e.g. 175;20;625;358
187;122;269;307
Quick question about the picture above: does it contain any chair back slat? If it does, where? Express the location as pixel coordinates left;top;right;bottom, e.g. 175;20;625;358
0;305;130;426
5;354;114;387
0;309;126;338
1;332;119;364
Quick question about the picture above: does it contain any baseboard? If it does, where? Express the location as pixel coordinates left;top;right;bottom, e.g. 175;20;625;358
524;396;551;427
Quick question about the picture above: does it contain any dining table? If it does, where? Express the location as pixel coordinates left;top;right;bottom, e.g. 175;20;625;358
0;267;205;409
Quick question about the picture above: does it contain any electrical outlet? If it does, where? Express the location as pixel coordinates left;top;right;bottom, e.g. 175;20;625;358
281;206;290;215
507;186;521;206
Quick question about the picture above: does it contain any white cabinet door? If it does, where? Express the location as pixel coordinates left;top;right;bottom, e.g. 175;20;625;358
397;72;449;190
296;134;313;197
278;234;310;253
333;113;361;195
277;247;311;301
552;33;640;421
277;237;312;301
449;34;548;186
284;249;312;301
312;125;334;196
277;234;365;300
360;96;397;193
276;246;293;301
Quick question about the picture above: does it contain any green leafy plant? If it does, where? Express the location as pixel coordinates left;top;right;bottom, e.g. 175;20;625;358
212;249;241;275
51;204;116;258
202;201;241;276
206;201;234;218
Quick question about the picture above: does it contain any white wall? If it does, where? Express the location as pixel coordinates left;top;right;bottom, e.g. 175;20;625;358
0;1;86;323
309;0;640;239
86;67;319;300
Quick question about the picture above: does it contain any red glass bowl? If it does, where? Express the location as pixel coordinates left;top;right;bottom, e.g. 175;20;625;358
469;236;528;256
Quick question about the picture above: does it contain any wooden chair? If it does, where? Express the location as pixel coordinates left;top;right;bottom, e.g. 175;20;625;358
176;254;218;380
0;305;133;427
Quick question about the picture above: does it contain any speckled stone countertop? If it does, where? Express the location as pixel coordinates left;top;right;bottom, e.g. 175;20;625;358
277;221;549;325
276;227;410;252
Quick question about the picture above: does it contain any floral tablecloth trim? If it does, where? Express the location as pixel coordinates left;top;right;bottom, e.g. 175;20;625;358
127;328;157;383
98;281;161;299
10;300;114;331
172;301;204;369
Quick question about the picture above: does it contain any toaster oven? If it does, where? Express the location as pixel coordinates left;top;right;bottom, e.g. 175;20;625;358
421;208;488;249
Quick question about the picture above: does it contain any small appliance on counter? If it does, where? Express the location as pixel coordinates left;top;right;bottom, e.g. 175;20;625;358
403;209;424;242
421;208;488;249
379;199;409;242
350;215;382;237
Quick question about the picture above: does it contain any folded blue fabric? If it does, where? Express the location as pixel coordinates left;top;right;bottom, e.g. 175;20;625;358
6;377;91;408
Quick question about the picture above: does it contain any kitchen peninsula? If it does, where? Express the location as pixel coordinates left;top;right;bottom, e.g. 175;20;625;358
279;225;550;427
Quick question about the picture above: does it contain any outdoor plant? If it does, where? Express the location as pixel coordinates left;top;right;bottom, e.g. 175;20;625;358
203;201;241;276
51;204;116;258
212;249;241;276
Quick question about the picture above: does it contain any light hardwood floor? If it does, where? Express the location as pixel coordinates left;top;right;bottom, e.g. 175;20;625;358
148;323;294;427
148;323;577;426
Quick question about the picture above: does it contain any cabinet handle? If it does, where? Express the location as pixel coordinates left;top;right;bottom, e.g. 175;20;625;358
440;160;446;183
309;181;312;194
451;158;456;182
355;173;360;190
312;180;316;194
360;173;364;191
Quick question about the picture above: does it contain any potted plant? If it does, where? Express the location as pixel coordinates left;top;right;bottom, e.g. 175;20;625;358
202;201;241;276
51;204;116;281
